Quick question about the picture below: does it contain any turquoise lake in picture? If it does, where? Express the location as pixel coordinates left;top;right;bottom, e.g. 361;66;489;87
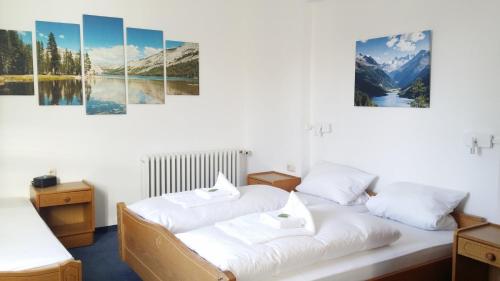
86;75;126;115
372;91;413;107
128;75;164;104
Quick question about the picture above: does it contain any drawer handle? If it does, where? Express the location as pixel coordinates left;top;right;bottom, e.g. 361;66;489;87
485;252;496;262
64;197;71;203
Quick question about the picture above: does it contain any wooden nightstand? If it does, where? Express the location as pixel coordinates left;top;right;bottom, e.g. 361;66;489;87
453;223;500;281
30;180;95;248
247;171;301;192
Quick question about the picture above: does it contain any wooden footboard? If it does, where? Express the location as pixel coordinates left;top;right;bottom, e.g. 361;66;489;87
117;203;235;281
0;260;81;281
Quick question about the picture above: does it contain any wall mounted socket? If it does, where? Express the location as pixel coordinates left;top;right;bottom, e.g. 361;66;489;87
286;164;296;173
48;169;57;176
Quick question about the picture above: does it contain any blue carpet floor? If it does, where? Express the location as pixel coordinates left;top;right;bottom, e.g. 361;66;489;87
69;226;141;281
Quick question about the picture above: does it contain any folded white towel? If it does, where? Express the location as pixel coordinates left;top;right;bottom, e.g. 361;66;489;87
194;172;240;199
215;191;315;245
279;191;316;233
260;211;305;229
164;172;240;208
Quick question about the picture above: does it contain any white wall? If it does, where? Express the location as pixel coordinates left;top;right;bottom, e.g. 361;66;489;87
309;0;500;222
0;0;249;226
243;0;311;177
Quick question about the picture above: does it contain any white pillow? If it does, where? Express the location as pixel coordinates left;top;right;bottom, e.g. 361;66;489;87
296;162;376;205
366;182;467;230
346;191;370;206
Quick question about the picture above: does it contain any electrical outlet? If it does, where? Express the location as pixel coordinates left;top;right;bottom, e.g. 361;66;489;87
48;169;57;176
286;164;296;173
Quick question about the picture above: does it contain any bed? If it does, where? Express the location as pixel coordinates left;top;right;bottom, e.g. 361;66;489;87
117;192;485;281
0;198;82;281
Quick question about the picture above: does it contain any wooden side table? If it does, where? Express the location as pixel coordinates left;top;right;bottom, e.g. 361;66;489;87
247;171;301;192
453;223;500;281
30;180;95;248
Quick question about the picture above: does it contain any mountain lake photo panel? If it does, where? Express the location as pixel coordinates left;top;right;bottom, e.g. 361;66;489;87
165;40;199;95
355;30;431;108
127;27;165;104
36;21;82;105
0;29;34;95
83;14;126;115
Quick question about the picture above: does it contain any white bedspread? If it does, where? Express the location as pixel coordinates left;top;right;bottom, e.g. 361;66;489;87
128;185;290;233
177;204;401;281
0;198;73;271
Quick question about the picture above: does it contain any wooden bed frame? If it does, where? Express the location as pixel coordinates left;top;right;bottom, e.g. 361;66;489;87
0;260;82;281
117;202;485;281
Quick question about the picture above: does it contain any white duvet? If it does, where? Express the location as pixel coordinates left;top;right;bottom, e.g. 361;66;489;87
177;204;401;281
128;185;289;233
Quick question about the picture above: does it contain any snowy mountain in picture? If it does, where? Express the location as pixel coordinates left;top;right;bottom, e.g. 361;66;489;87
166;42;199;69
127;51;164;76
165;40;199;95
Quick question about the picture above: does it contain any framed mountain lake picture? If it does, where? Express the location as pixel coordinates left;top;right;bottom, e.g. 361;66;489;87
83;14;126;114
36;21;83;105
0;29;34;95
127;27;165;104
355;30;431;108
165;40;199;95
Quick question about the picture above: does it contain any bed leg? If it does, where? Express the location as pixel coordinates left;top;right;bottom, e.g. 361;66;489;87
59;260;82;281
117;202;126;261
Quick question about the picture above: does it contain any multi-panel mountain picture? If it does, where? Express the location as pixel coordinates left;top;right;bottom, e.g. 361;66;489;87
36;21;83;105
165;40;199;95
126;27;165;104
355;30;431;108
83;15;127;115
0;29;34;95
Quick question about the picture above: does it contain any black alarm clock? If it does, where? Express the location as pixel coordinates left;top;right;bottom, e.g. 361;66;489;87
32;175;58;188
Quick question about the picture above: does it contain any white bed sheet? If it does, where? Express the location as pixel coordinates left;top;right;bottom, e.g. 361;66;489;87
267;217;453;281
0;198;73;271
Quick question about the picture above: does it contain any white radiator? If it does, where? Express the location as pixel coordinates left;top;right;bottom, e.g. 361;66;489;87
141;149;249;198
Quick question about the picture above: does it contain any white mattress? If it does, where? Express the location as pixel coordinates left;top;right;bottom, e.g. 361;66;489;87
268;216;453;281
0;198;73;271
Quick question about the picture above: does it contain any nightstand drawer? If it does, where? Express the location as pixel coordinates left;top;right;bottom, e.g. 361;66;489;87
458;237;500;267
39;190;92;207
247;178;268;185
